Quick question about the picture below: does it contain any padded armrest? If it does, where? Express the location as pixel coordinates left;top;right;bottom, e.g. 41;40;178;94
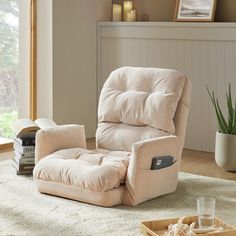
35;125;86;163
132;135;180;169
126;135;180;188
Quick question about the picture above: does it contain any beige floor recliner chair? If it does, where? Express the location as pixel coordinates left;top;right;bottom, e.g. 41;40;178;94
33;67;191;207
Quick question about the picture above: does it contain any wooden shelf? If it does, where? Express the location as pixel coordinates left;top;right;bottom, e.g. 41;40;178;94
98;21;236;27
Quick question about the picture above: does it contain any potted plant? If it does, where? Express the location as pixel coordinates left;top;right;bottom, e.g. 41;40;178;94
207;84;236;171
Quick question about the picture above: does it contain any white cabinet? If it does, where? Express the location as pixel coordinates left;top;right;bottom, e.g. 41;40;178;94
97;22;236;152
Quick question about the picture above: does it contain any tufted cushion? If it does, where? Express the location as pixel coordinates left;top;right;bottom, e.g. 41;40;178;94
33;148;130;192
96;123;171;152
98;67;186;135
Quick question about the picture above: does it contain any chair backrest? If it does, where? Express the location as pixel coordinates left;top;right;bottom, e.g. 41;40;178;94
96;67;191;152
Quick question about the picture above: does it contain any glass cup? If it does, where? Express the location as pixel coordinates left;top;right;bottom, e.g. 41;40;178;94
197;197;215;229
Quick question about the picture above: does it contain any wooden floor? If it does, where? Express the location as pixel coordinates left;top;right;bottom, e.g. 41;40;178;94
1;138;236;181
181;149;236;181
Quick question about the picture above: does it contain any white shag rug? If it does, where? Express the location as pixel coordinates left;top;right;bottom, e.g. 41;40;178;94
0;160;236;236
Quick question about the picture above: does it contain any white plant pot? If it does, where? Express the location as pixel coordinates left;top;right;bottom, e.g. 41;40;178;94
215;131;236;171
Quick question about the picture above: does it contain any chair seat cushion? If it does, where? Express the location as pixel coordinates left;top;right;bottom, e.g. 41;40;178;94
33;148;130;192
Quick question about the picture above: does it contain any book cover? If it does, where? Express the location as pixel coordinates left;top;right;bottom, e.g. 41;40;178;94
12;161;34;172
16;170;33;175
14;150;35;158
14;156;35;165
12;165;33;175
14;137;35;146
13;141;35;154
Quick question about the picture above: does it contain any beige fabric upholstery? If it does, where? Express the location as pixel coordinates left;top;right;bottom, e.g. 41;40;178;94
35;125;86;163
36;180;125;207
96;123;171;152
97;67;186;151
34;148;130;192
34;67;191;207
124;135;181;205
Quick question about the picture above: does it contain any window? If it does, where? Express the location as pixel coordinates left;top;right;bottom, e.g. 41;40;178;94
0;0;36;150
0;0;19;140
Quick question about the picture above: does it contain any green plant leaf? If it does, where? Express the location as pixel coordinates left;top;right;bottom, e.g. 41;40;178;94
215;98;229;133
206;85;233;134
211;89;227;133
206;85;215;105
226;84;234;133
232;99;236;135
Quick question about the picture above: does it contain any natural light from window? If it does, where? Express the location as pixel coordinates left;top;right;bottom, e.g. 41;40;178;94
0;0;19;139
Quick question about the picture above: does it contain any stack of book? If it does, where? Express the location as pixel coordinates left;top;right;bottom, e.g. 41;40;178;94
12;137;35;175
11;118;57;176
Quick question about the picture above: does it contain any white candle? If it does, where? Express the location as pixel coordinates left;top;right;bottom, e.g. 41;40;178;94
127;10;136;22
123;1;133;21
112;4;122;22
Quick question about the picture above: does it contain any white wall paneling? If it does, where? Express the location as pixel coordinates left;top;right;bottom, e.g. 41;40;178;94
97;22;236;152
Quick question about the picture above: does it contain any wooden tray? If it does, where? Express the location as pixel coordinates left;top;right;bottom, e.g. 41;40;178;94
141;216;236;236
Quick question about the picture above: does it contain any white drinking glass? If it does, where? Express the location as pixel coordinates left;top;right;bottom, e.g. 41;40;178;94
197;197;215;229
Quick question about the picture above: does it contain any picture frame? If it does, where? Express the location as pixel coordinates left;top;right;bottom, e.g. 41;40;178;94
174;0;217;22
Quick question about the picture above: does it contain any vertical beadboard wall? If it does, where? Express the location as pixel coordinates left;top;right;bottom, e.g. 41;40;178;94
97;22;236;152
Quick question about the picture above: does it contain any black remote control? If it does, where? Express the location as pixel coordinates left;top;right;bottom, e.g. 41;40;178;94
151;156;175;170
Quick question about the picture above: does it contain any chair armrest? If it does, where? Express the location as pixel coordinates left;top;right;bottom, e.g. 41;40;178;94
123;135;182;205
127;135;180;189
35;124;86;163
132;135;180;170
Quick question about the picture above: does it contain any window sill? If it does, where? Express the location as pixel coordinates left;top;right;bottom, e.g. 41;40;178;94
0;137;13;151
